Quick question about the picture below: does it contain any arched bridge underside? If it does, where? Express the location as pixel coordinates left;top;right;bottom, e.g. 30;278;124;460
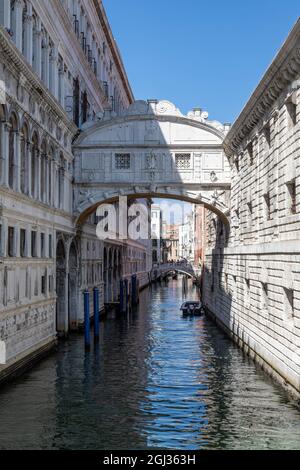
151;263;201;281
161;269;200;280
73;100;231;224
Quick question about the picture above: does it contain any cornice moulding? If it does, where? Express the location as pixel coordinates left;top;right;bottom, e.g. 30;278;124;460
0;26;78;136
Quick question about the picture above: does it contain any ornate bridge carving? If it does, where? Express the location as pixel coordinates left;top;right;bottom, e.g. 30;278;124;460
73;100;231;224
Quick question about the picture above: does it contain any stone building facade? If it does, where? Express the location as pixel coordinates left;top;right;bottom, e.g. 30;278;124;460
0;0;151;376
203;20;300;397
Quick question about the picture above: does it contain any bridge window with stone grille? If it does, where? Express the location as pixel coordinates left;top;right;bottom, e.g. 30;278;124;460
175;154;191;169
115;153;131;169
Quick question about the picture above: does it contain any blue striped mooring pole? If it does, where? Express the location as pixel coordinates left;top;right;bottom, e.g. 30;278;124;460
84;290;91;350
124;279;129;313
93;287;100;341
131;274;137;307
120;279;124;313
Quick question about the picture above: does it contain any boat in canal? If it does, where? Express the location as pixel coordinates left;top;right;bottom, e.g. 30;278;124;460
180;301;205;317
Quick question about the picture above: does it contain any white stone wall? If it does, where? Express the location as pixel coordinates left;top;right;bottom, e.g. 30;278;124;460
0;0;134;371
203;27;300;396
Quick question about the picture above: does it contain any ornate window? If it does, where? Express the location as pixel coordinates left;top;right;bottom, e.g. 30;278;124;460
175;153;191;169
115;153;131;170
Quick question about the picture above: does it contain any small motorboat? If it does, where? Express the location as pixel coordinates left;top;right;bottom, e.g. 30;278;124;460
180;301;205;317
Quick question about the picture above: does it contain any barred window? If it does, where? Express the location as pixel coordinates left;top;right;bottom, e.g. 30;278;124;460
115;153;131;169
175;153;191;169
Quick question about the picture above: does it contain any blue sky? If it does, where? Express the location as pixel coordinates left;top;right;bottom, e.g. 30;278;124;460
103;0;299;124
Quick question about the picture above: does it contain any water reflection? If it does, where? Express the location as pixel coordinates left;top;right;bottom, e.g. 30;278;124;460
0;278;299;450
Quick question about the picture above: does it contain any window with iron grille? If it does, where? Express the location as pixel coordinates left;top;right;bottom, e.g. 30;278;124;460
115;154;131;170
175;153;191;169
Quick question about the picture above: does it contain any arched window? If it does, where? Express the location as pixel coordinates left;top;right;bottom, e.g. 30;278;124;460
40;139;47;202
8;113;18;190
20;122;29;194
31;132;39;198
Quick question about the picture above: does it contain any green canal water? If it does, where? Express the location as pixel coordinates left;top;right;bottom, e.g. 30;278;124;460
0;279;300;450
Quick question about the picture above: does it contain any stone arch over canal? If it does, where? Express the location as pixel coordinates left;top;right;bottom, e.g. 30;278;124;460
73;100;232;227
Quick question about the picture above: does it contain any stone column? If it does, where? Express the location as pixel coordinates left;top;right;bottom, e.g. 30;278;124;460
42;38;50;88
33;21;42;77
26;225;31;257
0;0;11;29
53;161;58;208
15;223;20;258
40;153;46;203
36;227;41;258
0;123;6;186
49;158;54;207
14;130;21;192
26;141;31;196
23;3;33;66
14;0;24;52
2;123;10;187
2;219;8;257
58;61;65;108
37;150;41;200
60;168;65;210
49;45;58;99
45;156;49;205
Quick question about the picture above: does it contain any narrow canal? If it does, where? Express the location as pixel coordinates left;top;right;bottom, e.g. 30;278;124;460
0;278;300;450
